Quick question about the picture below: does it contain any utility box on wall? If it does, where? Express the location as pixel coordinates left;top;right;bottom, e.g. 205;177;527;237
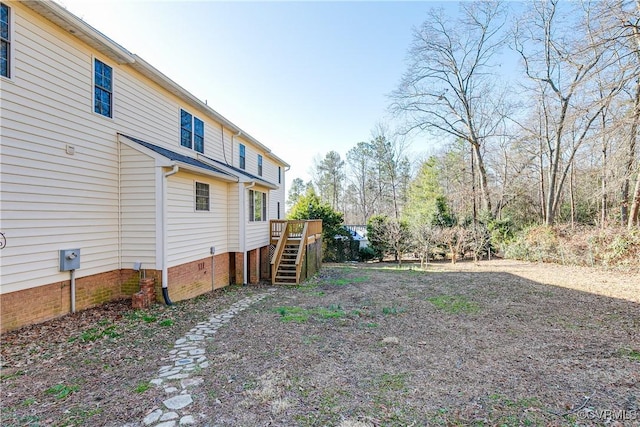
59;249;81;271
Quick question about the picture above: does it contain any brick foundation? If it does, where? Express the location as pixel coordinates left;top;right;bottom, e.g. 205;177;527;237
166;253;232;302
0;269;140;333
0;252;246;333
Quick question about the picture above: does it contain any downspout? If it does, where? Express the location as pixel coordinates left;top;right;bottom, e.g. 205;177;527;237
162;164;179;305
242;181;256;285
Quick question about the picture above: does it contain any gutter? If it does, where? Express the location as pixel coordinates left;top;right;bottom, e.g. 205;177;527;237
161;164;179;305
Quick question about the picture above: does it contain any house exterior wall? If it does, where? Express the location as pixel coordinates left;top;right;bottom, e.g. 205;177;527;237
0;1;288;332
120;144;157;268
1;3;121;295
245;184;272;250
166;171;230;266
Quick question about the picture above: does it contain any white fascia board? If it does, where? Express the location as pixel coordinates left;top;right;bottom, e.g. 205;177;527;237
23;0;135;65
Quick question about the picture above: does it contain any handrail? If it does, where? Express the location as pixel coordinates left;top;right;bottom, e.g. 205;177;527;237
270;219;323;284
271;221;289;284
270;220;287;241
294;221;309;282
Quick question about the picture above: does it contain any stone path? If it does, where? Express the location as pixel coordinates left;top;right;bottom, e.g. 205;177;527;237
131;291;272;427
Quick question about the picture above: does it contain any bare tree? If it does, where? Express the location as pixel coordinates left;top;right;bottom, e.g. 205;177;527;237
513;0;618;225
392;1;509;217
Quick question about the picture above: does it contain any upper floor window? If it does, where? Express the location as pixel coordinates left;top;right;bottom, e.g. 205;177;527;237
249;189;267;222
180;109;204;153
258;155;263;176
195;182;210;211
1;3;10;78
94;59;112;117
239;144;246;170
278;166;281;184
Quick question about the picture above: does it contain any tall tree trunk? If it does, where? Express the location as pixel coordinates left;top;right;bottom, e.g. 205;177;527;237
629;169;640;228
539;137;547;222
622;79;640;224
471;142;492;214
570;160;576;229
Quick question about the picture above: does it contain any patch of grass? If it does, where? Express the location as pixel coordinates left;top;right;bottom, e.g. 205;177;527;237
314;304;346;319
276;306;310;323
159;319;174;327
374;373;408;391
133;382;151;393
22;398;36;406
276;305;348;322
69;324;121;343
301;335;322;345
427;295;480;314
45;383;79;400
382;306;405;316
0;370;25;381
328;276;368;286
617;348;640;361
366;322;379;328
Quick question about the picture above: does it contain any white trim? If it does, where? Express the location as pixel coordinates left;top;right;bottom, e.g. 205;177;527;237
0;1;15;81
92;55;115;120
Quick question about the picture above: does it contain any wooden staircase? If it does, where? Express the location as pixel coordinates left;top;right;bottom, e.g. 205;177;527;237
274;238;302;284
270;220;322;285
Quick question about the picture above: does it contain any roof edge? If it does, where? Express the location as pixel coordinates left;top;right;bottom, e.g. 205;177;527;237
22;0;135;64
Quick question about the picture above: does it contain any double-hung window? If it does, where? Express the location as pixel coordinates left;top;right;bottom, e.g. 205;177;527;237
239;144;246;169
180;109;204;153
278;167;281;184
195;182;210;211
249;190;267;222
94;59;112;117
258;155;263;176
1;3;10;78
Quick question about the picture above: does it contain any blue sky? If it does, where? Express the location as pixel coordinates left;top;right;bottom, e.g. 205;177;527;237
59;1;459;189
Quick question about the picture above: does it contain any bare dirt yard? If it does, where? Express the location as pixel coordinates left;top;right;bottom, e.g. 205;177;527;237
1;259;638;426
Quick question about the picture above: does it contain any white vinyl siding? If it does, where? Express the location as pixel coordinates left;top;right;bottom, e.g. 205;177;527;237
166;172;228;266
0;3;288;295
226;183;240;252
120;144;157;267
245;185;270;250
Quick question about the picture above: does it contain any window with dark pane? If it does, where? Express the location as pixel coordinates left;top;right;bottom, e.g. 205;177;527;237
180;109;192;149
194;117;204;153
195;182;210;211
262;192;267;220
0;3;9;78
258;154;263;176
239;144;246;170
94;59;112;117
278;167;281;184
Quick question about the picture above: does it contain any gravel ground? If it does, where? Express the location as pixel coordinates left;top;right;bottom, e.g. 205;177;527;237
1;259;638;426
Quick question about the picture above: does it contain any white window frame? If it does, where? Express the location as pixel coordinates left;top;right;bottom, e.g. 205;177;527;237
93;57;113;118
249;189;267;222
195;181;210;211
0;2;12;80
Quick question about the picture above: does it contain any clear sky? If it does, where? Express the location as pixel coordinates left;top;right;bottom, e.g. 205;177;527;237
58;0;455;191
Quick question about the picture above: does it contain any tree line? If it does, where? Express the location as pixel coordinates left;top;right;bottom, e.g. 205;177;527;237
287;0;639;265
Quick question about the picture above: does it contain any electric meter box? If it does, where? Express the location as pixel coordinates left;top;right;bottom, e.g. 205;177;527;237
59;249;81;271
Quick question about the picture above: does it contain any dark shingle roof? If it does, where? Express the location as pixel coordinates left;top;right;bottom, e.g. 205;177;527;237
120;134;236;178
120;134;278;188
